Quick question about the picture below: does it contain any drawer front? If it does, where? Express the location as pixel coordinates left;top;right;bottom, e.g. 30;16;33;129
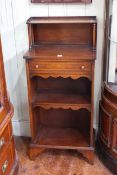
0;123;12;156
29;61;91;73
0;139;15;175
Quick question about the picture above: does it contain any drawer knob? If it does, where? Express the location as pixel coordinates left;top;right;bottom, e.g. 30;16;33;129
57;54;63;58
0;137;5;149
81;65;85;70
2;160;8;173
35;65;39;69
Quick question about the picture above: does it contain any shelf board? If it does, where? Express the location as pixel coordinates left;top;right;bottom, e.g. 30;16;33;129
27;16;97;24
24;45;96;61
34;126;90;149
32;91;91;110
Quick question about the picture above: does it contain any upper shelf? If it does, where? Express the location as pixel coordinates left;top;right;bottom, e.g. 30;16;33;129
26;16;97;51
27;16;97;24
24;44;96;61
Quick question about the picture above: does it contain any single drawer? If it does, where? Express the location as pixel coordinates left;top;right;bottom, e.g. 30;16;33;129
0;139;15;175
0;123;12;157
29;61;91;73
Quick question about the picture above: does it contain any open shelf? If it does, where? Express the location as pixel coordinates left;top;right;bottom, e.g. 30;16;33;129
32;91;91;110
32;107;90;148
34;125;90;149
31;77;91;110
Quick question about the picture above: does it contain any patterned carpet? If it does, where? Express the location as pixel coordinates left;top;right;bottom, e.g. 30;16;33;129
15;137;112;175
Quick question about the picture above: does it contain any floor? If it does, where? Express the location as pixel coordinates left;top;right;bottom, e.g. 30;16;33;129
15;137;112;175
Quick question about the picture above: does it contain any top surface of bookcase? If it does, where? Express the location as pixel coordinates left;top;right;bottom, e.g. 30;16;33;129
27;16;97;24
31;0;92;3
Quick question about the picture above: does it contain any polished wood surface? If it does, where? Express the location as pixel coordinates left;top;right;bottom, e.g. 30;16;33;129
0;123;12;156
24;16;97;164
31;0;92;3
27;17;97;50
24;45;96;60
0;139;15;175
27;16;96;24
0;36;18;174
96;82;117;174
32;92;91;110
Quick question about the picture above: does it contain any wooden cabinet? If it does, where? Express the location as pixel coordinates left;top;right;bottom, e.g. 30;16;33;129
24;16;97;164
97;83;117;174
0;36;18;175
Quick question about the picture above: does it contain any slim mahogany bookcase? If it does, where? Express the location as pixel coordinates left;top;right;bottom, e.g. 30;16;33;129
24;16;97;164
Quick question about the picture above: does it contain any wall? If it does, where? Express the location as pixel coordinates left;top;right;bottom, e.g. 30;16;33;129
0;0;105;136
108;0;117;82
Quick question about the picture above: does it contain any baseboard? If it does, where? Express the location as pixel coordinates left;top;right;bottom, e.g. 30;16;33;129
12;120;31;137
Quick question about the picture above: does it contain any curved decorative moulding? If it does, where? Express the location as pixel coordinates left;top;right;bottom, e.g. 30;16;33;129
31;0;92;3
30;73;92;81
102;94;117;112
103;82;117;104
32;103;91;111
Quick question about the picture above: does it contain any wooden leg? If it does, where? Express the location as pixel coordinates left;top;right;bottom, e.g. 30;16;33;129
84;150;94;165
27;144;46;160
79;150;94;165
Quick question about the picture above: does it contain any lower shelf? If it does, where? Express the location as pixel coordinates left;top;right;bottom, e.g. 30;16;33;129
34;126;90;149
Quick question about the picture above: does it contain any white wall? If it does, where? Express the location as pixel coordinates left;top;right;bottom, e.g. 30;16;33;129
108;0;117;82
0;0;105;136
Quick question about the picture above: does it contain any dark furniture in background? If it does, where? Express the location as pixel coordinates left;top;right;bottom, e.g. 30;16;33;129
24;16;97;164
0;36;18;175
96;0;117;174
31;0;92;3
97;83;117;174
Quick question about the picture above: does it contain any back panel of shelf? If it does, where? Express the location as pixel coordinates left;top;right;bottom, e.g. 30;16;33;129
27;17;97;50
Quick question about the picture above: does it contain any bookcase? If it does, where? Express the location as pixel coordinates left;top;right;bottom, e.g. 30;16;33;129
24;16;97;164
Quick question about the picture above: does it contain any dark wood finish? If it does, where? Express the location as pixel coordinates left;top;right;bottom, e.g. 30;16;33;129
0;139;15;175
24;16;97;164
0;36;18;174
31;0;92;3
96;82;117;174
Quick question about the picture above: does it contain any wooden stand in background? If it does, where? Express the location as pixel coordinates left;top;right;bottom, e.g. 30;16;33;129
0;36;18;175
24;16;97;164
96;83;117;174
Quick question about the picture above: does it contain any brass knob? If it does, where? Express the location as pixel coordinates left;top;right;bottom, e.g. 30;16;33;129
0;137;5;149
57;54;63;58
35;65;39;69
81;65;85;70
2;160;8;173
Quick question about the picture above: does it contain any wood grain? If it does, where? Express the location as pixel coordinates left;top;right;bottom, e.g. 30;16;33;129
24;16;97;164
